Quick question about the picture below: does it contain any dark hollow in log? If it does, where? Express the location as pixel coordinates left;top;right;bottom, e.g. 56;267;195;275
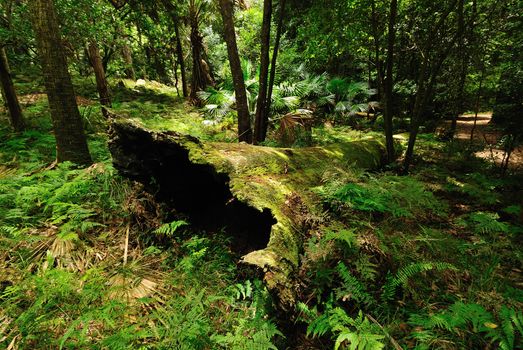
109;120;276;254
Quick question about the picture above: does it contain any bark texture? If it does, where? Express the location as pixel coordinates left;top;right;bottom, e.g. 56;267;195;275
218;0;252;143
121;43;136;80
159;0;188;97
109;118;387;308
189;1;213;100
88;41;112;117
253;0;272;144
0;46;25;132
266;0;286;121
30;0;92;166
383;0;397;163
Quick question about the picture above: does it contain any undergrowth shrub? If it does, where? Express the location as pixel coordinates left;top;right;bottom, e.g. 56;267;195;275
456;211;510;238
409;302;523;349
299;301;385;350
316;173;447;221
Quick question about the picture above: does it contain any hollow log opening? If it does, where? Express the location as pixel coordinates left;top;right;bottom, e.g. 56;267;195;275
110;124;275;254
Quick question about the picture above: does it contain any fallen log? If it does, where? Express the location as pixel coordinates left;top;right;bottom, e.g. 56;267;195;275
109;119;387;308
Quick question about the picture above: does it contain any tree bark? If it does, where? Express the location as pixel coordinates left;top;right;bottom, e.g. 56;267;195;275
266;0;286;122
370;0;383;100
383;0;397;163
402;0;460;173
121;43;136;80
160;0;188;98
29;0;92;166
449;0;466;137
218;0;252;143
253;0;272;144
88;41;112;118
189;1;213;100
0;46;25;132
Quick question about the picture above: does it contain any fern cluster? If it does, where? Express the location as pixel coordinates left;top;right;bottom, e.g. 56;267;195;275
305;303;385;350
382;262;456;302
317;174;447;221
409;302;523;349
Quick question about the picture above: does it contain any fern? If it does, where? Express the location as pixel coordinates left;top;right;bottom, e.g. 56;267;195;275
354;255;378;282
488;306;523;350
154;219;188;237
409;302;523;349
212;318;282;350
234;280;253;301
324;229;358;249
307;306;385;350
382;262;456;301
335;262;374;306
459;212;509;236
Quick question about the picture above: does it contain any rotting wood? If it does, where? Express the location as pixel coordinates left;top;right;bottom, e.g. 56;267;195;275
109;118;387;309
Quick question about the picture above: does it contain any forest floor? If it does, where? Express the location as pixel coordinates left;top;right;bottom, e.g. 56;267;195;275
1;78;522;349
442;112;523;170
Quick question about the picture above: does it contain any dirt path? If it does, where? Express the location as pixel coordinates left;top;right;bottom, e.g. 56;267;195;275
445;113;523;170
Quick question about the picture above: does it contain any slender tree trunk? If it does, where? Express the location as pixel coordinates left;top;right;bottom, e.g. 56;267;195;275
403;59;428;173
218;0;252;143
383;0;397;163
266;0;286;123
449;0;466;137
253;0;272;144
121;43;136;80
29;0;92;166
88;41;112;117
0;46;25;132
371;0;383;100
159;0;188;97
174;22;188;98
189;3;213;100
403;1;461;173
470;70;484;142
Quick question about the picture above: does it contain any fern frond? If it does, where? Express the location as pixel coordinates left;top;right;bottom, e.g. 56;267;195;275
324;229;358;249
335;262;374;306
154;220;188;237
382;262;456;301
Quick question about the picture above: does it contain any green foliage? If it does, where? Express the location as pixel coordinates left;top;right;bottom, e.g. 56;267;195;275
457;211;510;237
445;173;501;206
409;302;523;349
154;220;188;237
335;262;374;306
382;262;456;302
318;174;447;220
307;305;385;350
212;319;282;350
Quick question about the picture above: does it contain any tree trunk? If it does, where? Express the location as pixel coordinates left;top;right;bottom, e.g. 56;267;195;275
109;118;387;309
189;3;213;100
470;70;484;142
218;0;252;143
370;0;383;100
266;0;286;122
383;0;397;163
0;46;25;132
403;0;461;173
88;41;112;118
29;0;92;166
121;43;136;80
253;0;272;144
449;0;466;137
160;0;188;98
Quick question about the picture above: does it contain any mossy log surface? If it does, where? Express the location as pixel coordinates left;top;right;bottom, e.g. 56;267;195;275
109;119;386;308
